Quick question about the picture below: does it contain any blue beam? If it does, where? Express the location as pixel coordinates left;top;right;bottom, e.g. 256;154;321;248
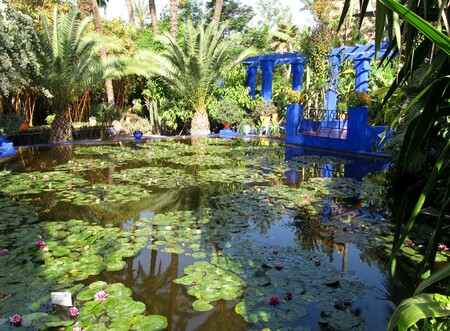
291;62;305;91
354;59;371;92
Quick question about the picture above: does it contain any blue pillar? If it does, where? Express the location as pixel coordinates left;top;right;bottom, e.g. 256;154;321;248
260;60;275;101
291;62;304;91
354;58;370;92
325;54;340;121
246;65;258;100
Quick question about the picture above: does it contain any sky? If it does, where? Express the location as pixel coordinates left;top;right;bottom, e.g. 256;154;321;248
103;0;315;28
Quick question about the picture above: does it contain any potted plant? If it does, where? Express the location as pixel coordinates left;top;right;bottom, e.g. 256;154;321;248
347;91;371;108
133;130;143;139
211;98;247;130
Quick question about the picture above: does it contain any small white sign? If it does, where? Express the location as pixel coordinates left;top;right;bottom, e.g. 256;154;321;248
51;292;72;307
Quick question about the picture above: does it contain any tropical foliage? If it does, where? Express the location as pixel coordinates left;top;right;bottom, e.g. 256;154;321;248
137;20;255;134
340;0;450;328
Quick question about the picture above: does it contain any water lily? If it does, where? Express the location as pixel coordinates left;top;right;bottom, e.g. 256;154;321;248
65;181;73;185
9;314;22;326
35;241;46;248
72;328;86;331
165;226;172;231
269;295;281;306
43;247;50;252
84;244;90;251
406;241;415;248
94;290;108;300
43;175;49;180
87;162;93;167
303;195;310;199
196;229;202;235
186;227;191;231
266;197;271;203
69;306;79;317
274;262;283;270
285;292;293;301
1;248;9;255
438;244;449;252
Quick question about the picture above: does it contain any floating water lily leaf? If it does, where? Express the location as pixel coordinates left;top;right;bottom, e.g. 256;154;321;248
113;167;197;189
130;314;168;331
174;260;243;310
192;299;214;312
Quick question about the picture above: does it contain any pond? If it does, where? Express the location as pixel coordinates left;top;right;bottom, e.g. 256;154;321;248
0;137;402;330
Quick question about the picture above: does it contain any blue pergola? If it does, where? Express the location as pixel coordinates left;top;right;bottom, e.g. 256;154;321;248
243;43;390;113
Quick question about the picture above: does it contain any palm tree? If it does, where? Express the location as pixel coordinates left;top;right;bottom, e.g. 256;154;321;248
125;0;135;24
149;0;158;33
169;0;179;37
38;6;103;143
133;0;149;27
212;0;223;24
91;0;115;106
270;22;301;86
138;21;255;134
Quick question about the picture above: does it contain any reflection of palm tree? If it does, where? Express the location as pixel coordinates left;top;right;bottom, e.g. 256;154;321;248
193;300;248;331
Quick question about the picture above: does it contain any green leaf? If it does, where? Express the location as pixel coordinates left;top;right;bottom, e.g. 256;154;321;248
192;299;214;312
387;293;450;331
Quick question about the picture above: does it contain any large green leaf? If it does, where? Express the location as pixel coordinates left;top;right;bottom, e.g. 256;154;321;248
387;293;450;331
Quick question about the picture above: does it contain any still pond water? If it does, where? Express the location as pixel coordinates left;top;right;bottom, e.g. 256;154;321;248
0;137;401;331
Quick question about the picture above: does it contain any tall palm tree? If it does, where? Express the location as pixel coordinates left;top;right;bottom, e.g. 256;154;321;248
212;0;223;24
149;0;158;33
38;6;103;143
125;0;135;24
270;22;300;86
139;21;255;134
91;0;115;106
169;0;179;37
133;0;149;27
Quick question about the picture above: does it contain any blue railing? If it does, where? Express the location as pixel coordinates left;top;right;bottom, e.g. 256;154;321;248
297;109;347;139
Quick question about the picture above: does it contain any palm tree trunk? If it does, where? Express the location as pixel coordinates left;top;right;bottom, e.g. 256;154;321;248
212;0;223;24
126;0;135;25
78;0;91;15
169;0;178;38
149;0;158;33
91;0;115;106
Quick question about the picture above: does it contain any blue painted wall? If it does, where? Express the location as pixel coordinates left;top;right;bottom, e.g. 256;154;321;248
286;104;391;154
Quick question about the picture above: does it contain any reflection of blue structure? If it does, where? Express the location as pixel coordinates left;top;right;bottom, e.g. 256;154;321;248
285;144;390;182
0;135;17;159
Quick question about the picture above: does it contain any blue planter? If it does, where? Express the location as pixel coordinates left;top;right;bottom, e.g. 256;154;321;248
133;131;143;139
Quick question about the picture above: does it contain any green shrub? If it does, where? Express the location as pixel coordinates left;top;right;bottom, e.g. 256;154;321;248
0;113;22;135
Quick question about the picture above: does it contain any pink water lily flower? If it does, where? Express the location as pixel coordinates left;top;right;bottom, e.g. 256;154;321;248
36;241;46;248
94;290;108;300
438;244;449;252
84;244;90;251
196;229;202;235
72;328;86;331
274;262;283;270
303;195;310;199
1;248;9;255
69;307;79;317
406;241;415;248
269;295;281;306
285;292;293;301
43;175;49;180
266;197;271;203
9;314;22;325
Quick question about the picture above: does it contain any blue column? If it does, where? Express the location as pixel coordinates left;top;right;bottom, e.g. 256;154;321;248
354;58;370;92
325;54;340;121
291;62;304;91
245;65;258;100
260;60;275;101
